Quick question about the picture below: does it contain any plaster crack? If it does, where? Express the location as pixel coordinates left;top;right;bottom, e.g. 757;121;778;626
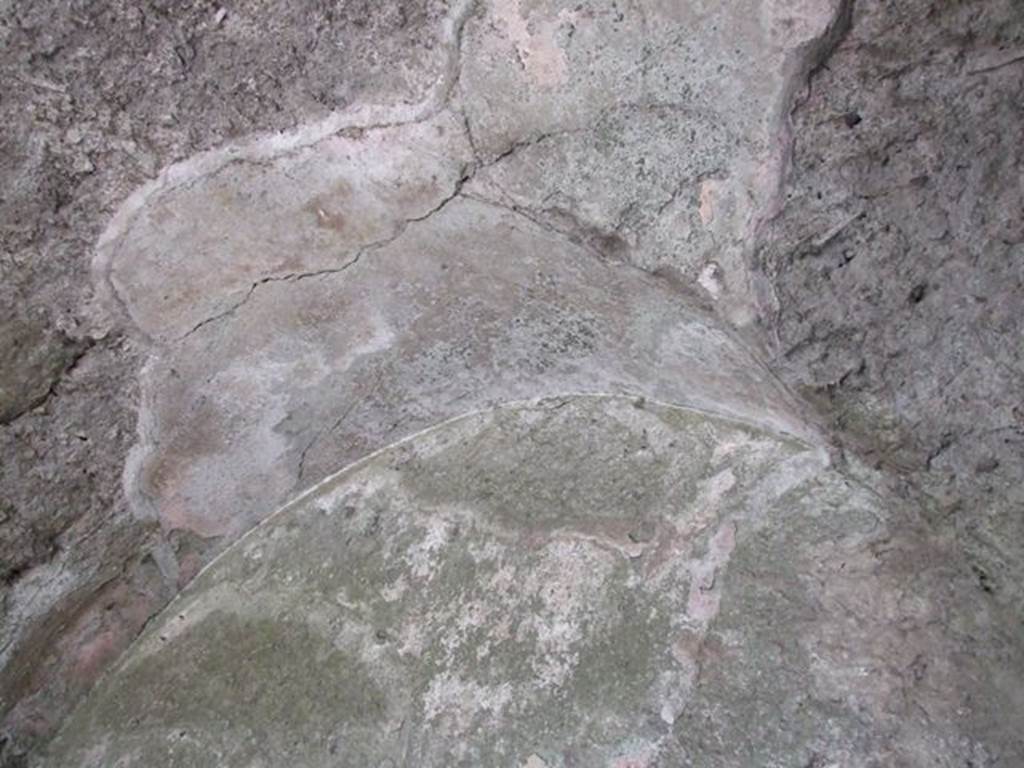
174;148;479;346
177;253;363;341
295;367;386;489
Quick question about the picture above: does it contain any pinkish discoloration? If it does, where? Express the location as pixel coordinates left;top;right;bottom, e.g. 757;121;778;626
175;551;204;589
71;631;123;685
2;570;167;757
493;0;577;88
698;179;719;226
644;468;737;580
611;744;658;768
67;582;163;684
687;522;736;624
663;521;740;717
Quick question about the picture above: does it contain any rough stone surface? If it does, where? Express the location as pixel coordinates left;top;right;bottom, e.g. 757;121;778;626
0;0;465;759
36;397;1020;767
0;311;88;427
754;0;1024;612
1;0;1023;764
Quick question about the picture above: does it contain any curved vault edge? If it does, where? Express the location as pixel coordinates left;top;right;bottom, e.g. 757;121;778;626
192;390;826;582
52;392;830;744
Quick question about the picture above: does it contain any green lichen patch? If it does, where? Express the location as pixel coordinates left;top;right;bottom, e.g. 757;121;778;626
41;395;870;767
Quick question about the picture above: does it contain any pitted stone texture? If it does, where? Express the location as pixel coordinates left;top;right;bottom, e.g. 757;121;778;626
466;102;737;278
460;0;804;155
460;0;848;322
39;396;976;767
0;310;88;426
127;191;814;542
754;0;1024;616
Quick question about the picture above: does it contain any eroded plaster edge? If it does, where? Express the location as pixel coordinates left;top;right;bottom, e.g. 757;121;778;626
748;0;856;340
88;0;480;337
100;392;830;681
